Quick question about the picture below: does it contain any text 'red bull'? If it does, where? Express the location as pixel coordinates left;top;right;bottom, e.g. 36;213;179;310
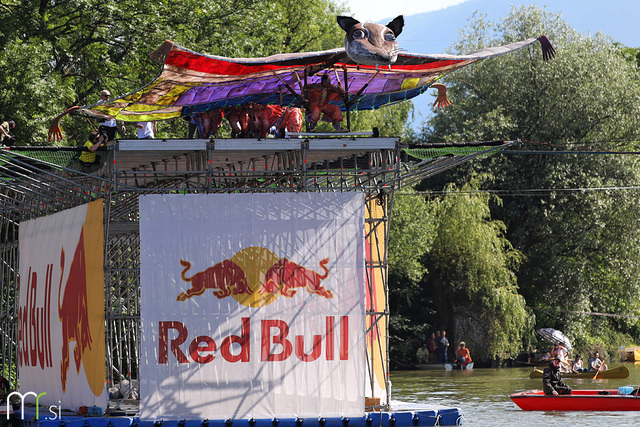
158;316;348;364
18;265;53;370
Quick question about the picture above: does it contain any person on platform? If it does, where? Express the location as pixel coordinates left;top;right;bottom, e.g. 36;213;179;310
416;344;429;364
542;357;572;396
97;90;126;141
79;130;106;166
454;341;472;368
0;120;15;146
136;121;156;139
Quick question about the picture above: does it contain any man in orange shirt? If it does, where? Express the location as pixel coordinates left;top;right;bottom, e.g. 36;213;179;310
455;341;472;368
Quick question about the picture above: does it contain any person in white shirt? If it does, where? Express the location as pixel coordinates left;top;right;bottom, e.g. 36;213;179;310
572;354;585;373
136;121;156;139
98;90;126;140
556;344;570;372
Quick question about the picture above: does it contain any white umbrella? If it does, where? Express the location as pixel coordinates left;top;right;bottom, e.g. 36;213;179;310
536;328;572;351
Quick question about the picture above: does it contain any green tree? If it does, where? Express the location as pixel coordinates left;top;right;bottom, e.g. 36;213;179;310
424;177;530;362
0;0;348;145
387;190;436;365
416;5;640;355
350;102;414;137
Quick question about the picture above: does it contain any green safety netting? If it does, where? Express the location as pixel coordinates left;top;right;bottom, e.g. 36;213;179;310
0;148;81;168
404;145;507;160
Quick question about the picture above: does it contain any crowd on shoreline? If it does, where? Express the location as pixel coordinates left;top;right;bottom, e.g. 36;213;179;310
416;330;473;368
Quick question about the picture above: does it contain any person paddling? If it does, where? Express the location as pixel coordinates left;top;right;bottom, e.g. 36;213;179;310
542;356;572;396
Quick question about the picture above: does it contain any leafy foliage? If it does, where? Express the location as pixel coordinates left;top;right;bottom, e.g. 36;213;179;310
414;5;640;359
424;177;530;362
388;191;437;366
351;102;414;137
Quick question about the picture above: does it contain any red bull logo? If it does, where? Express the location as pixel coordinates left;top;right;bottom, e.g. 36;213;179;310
19;200;105;397
58;229;92;392
178;259;252;301
260;257;332;299
166;247;344;365
56;200;106;396
177;247;332;306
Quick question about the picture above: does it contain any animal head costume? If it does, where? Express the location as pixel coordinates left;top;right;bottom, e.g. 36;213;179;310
337;15;404;65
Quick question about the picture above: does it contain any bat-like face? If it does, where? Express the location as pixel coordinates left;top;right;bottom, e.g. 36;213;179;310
337;15;404;65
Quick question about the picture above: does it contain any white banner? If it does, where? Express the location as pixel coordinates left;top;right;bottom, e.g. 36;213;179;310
140;193;366;420
18;200;107;411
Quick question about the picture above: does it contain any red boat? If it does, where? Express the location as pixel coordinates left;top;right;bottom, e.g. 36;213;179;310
510;389;640;411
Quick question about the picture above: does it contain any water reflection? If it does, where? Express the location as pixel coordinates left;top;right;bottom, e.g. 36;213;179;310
390;363;640;426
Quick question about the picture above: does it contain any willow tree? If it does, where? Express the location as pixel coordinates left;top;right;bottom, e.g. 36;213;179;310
387;190;436;365
416;5;640;353
387;179;531;364
423;178;530;362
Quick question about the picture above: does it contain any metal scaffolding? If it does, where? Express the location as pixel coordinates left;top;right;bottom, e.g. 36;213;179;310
0;136;513;409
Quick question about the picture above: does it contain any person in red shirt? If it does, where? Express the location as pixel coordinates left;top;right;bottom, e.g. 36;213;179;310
455;341;472;368
427;332;437;363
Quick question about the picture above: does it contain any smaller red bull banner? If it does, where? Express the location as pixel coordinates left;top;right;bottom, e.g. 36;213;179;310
140;193;366;420
18;200;107;410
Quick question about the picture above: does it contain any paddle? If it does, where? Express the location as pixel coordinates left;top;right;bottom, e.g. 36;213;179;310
593;358;606;379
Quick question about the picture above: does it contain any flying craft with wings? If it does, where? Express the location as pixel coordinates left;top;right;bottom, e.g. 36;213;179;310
48;15;554;141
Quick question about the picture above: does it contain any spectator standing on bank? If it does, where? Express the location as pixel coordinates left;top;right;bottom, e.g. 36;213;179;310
427;332;437;363
438;330;450;363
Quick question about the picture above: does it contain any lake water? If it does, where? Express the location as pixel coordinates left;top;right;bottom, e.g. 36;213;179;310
390;363;640;426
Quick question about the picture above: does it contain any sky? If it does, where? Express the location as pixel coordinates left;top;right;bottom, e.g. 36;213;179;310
342;0;468;21
342;0;639;129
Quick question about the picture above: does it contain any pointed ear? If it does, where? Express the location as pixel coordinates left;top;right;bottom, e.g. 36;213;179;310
337;16;360;33
386;15;404;37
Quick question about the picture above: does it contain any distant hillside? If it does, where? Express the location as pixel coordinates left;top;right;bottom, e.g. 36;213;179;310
389;0;639;129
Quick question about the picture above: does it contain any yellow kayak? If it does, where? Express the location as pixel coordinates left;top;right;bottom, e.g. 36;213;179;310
529;365;629;379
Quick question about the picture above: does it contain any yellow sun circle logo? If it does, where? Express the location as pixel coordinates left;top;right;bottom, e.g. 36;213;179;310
231;246;281;307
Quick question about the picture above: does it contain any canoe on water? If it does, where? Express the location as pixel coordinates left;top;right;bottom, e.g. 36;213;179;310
528;365;629;379
510;389;640;411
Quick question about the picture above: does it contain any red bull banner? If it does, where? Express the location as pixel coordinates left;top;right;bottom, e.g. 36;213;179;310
140;193;366;420
18;200;107;410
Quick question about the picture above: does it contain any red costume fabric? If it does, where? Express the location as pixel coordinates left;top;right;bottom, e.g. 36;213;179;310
305;80;344;129
194;109;224;138
278;107;303;134
247;105;303;137
226;106;250;137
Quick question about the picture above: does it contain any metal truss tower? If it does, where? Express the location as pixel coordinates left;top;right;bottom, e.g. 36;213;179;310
0;137;512;409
